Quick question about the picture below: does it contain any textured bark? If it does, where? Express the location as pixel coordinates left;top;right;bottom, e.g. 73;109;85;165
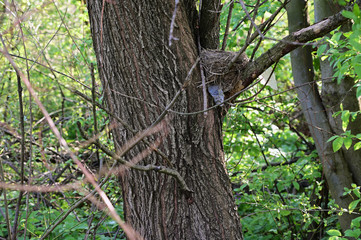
87;1;242;239
199;0;222;49
315;0;361;187
287;0;355;232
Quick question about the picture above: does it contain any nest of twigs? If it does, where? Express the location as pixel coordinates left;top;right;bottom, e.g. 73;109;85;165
200;50;248;93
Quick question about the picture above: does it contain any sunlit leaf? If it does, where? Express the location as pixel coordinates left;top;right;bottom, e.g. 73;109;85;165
333;137;344;152
349;199;360;212
354;142;361;151
344;137;352;150
327;229;342;236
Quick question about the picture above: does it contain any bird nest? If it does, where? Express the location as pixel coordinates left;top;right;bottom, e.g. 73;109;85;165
200;50;248;93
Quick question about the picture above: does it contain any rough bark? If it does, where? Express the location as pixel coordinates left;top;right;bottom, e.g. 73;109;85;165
287;0;355;232
85;0;361;238
199;0;222;49
315;0;361;187
87;1;242;239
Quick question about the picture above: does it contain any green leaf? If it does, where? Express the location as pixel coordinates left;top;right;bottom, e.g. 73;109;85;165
353;188;361;198
327;229;342;236
338;0;347;6
353;3;360;16
345;229;361;238
328;135;339;142
317;44;327;56
342;10;357;20
351;112;358;122
333;137;344;152
350;40;361;52
341;110;350;131
351;216;361;228
280;210;291;216
344;137;352;150
292;181;300;191
354;142;361;151
355;65;361;80
349;199;360;212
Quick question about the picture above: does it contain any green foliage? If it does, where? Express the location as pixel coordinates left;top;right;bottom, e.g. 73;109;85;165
318;5;361;153
220;1;361;239
1;0;360;239
224;92;327;238
0;0;123;239
317;4;361;84
327;184;361;240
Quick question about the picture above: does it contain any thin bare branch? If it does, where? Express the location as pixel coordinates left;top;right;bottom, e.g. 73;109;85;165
0;40;141;240
77;122;193;194
228;1;359;97
169;0;180;46
221;1;234;50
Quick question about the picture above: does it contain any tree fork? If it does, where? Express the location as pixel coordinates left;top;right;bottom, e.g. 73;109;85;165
87;1;243;239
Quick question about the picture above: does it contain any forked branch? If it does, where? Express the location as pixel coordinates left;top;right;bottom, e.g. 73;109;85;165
227;1;360;98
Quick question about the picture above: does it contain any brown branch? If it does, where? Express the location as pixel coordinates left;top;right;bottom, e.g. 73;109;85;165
228;1;358;98
221;1;234;50
77;122;193;195
0;40;138;240
199;0;222;49
0;160;12;240
169;0;180;46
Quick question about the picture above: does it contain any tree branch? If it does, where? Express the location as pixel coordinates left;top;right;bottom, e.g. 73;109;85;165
199;0;222;49
77;122;193;195
228;1;359;98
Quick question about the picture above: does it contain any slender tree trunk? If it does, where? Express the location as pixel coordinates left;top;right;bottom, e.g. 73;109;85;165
287;0;360;232
87;1;242;239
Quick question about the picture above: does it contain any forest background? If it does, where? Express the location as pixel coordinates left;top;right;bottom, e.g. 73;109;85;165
1;0;361;239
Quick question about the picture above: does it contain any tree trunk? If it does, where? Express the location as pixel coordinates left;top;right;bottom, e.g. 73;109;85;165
287;0;359;232
315;0;361;187
87;1;242;239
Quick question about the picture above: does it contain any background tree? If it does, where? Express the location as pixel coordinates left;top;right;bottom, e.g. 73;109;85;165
287;0;361;232
1;0;361;239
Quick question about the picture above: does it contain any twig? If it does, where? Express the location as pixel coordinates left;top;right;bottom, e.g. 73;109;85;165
149;57;200;128
16;14;34;238
168;62;278;116
239;0;264;39
1;40;141;240
228;0;288;69
77;122;193;194
0;159;12;240
221;1;234;50
71;89;174;167
51;0;90;69
12;71;25;239
197;0;208;115
274;179;299;237
69;58;199;165
39;167;116;239
200;59;208;116
169;0;180;46
9;54;97;93
91;63;101;172
242;113;270;166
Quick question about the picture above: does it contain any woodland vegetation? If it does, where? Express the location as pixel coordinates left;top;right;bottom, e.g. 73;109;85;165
1;0;361;239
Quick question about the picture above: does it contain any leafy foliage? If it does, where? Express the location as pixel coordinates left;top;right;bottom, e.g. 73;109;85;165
222;1;361;239
0;0;123;239
318;5;361;152
1;0;360;239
